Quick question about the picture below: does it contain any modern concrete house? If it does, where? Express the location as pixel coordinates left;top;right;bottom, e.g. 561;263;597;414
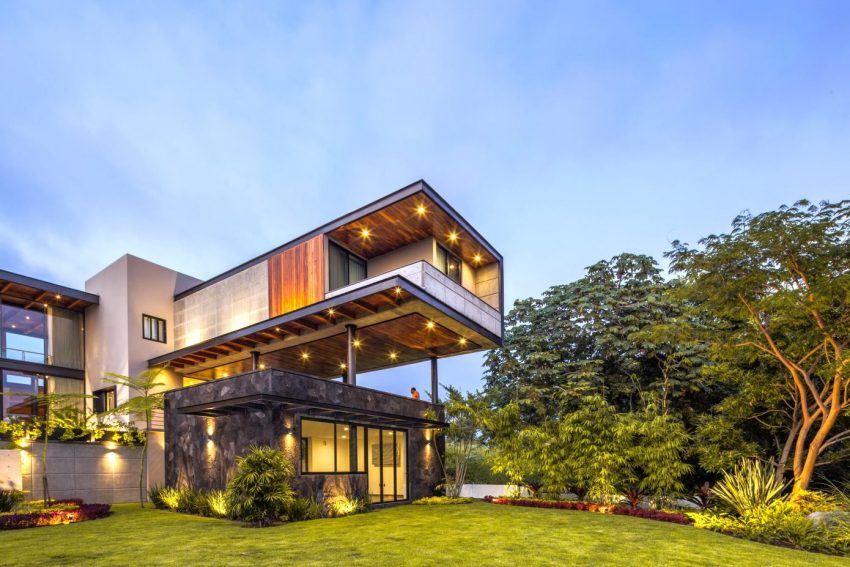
0;180;503;504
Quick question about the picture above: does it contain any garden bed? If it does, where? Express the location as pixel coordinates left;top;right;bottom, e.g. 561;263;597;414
485;497;692;525
0;499;111;530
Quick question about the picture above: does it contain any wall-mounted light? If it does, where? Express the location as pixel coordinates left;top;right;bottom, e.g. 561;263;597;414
104;441;118;451
282;426;294;436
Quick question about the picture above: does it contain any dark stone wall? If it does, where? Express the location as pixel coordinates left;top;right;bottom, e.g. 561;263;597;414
165;369;444;503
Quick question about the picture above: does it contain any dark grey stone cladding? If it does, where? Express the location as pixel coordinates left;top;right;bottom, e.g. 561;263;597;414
164;369;444;503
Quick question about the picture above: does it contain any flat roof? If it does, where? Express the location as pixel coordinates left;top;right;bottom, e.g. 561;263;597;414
174;179;502;300
0;269;99;310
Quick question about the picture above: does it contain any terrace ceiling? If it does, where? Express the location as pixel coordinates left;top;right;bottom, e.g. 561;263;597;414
150;275;499;380
0;270;99;312
327;191;499;267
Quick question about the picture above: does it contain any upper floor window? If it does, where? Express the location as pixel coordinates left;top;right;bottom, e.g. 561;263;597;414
328;241;367;292
0;300;84;370
435;245;462;285
143;314;167;343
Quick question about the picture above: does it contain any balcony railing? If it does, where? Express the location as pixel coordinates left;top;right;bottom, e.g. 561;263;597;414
1;347;52;365
326;261;501;337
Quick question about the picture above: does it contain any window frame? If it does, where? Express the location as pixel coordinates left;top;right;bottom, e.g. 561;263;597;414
327;240;368;292
436;244;463;285
142;314;167;343
299;417;377;475
93;386;116;414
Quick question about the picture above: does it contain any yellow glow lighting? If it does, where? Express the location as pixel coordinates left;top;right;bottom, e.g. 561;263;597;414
327;308;336;317
393;286;402;295
352;339;362;348
339;362;347;370
448;231;459;243
388;350;399;361
222;372;229;377
55;294;61;299
259;363;266;369
301;351;310;361
426;321;435;330
359;227;371;239
275;327;282;332
459;337;468;346
473;253;483;264
415;204;427;216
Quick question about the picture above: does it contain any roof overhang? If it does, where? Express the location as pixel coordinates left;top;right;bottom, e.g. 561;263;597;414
150;274;501;379
0;269;99;311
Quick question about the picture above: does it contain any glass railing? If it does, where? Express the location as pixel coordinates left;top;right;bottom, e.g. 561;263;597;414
0;347;52;365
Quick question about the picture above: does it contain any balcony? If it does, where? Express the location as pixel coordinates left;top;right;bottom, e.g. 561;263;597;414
327;261;501;338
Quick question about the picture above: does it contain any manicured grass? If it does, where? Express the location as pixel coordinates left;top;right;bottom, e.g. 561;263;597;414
1;502;848;566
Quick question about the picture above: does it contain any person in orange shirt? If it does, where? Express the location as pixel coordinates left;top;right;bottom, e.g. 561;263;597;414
410;387;420;400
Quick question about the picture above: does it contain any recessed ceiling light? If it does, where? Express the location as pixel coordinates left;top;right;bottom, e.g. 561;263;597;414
415;204;427;216
473;253;483;264
352;339;362;348
301;351;310;361
388;350;399;360
360;227;371;239
426;321;435;330
448;231;459;243
459;337;467;346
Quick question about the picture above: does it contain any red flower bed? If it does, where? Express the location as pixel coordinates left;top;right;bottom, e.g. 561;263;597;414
0;500;111;530
485;496;692;525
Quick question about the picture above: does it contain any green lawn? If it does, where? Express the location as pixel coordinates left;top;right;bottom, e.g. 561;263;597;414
1;502;847;566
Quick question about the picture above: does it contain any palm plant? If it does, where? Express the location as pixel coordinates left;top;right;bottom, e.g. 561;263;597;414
226;445;294;527
101;368;167;507
713;458;787;516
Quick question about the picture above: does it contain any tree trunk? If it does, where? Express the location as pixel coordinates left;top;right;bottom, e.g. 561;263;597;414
792;401;842;495
140;411;150;507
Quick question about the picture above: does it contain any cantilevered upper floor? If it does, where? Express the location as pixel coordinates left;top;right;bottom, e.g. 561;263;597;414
148;180;503;382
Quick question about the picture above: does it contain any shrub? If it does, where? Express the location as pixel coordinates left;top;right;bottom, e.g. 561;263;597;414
713;459;786;516
0;501;110;530
325;495;369;518
685;482;714;511
790;489;840;515
147;484;167;510
0;489;24;513
226;445;294;527
285;497;323;521
207;490;228;518
177;487;209;516
412;496;475;505
158;487;182;511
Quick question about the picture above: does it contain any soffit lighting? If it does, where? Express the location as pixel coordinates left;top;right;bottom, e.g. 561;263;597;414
473;253;483;265
415;204;427;217
327;308;336;317
425;321;435;330
458;337;468;347
448;231;459;243
352;339;362;348
359;227;371;239
393;286;402;296
300;351;310;361
388;350;399;361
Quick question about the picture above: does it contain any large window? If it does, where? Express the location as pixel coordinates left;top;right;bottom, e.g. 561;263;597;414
143;314;167;343
328;242;367;292
435;244;462;285
0;371;83;419
0;300;84;369
300;418;365;474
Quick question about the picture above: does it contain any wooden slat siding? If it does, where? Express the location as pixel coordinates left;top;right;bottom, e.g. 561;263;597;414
268;235;325;318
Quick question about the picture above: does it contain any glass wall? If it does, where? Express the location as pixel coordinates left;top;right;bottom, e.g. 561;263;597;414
300;418;408;503
0;300;84;369
301;419;366;474
0;370;84;419
328;242;367;292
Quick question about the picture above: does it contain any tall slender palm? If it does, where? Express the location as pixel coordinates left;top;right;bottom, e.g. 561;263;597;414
102;368;166;507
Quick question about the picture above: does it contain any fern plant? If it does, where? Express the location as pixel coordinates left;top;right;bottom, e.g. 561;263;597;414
713;458;787;516
226;445;294;527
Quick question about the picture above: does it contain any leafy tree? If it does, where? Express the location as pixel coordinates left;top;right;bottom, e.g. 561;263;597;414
669;199;850;495
434;386;489;498
484;254;709;423
102;368;167;507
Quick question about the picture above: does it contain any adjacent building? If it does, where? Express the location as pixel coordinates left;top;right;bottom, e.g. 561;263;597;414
0;180;504;503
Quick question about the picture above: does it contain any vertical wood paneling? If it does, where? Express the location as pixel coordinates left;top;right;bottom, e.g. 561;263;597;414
269;235;325;317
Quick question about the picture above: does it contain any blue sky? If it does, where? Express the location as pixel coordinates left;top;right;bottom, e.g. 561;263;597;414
1;1;849;396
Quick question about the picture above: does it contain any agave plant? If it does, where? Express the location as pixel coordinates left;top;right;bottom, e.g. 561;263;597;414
713;459;787;516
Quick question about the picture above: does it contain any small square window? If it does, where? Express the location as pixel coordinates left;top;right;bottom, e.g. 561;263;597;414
142;314;167;343
93;387;116;414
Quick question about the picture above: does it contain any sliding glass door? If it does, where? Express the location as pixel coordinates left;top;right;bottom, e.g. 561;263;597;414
368;427;407;503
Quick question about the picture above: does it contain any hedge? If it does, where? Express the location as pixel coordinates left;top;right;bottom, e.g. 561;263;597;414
485;497;692;525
